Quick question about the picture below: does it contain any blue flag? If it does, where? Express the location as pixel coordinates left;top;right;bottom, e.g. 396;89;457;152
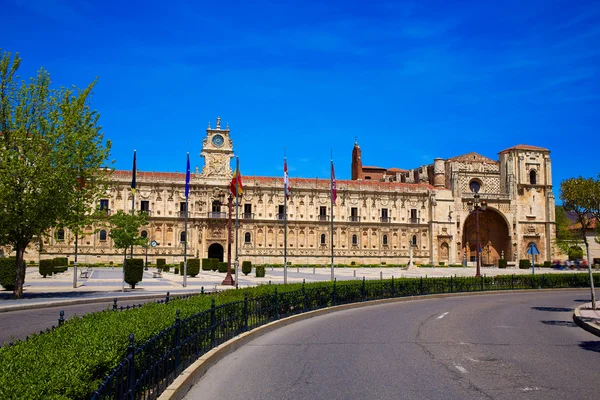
185;153;190;198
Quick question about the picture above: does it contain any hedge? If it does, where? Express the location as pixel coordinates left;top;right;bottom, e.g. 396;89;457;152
202;258;211;271
210;258;219;272
498;259;507;269
156;258;166;268
187;259;200;277
162;264;170;273
39;259;54;278
174;267;179;275
124;259;144;289
218;262;228;273
0;258;16;291
256;264;266;277
242;261;252;276
519;259;531;269
1;273;599;399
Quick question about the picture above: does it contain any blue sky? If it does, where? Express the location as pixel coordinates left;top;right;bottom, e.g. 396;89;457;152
3;0;599;198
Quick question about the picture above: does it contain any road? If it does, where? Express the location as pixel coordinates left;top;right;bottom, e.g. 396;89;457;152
185;291;598;400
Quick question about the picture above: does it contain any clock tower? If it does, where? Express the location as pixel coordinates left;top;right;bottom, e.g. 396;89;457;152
200;116;234;179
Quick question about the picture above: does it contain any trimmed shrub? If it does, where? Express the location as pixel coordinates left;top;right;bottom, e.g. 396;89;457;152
210;258;219;272
156;258;166;268
0;258;16;291
350;261;356;266
174;267;179;275
449;264;463;267
498;259;508;269
202;258;211;271
163;264;170;273
124;258;144;289
519;259;531;269
218;262;228;273
438;262;445;266
242;261;252;276
255;264;266;277
543;261;552;268
39;259;54;278
418;264;434;268
568;246;583;260
53;257;68;267
179;264;184;275
187;258;200;277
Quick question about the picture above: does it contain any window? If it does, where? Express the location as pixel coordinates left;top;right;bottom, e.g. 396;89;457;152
350;207;359;222
383;234;388;245
412;235;417;246
56;229;65;241
140;200;150;212
320;234;326;245
212;201;221;212
381;208;389;222
278;205;285;220
244;204;252;218
410;209;418;223
319;206;327;221
141;230;147;238
352;234;358;246
99;230;107;241
180;231;186;242
245;232;251;243
530;170;537;185
99;199;109;210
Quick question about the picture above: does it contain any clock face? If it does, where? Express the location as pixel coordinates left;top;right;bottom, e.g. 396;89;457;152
212;134;224;147
469;181;481;193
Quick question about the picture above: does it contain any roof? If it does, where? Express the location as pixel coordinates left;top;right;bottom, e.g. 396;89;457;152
446;152;497;164
387;167;408;173
568;218;597;230
499;144;549;154
361;165;387;171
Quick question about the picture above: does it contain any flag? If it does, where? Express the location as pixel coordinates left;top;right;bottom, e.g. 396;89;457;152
331;160;337;204
130;150;137;195
185;153;190;198
284;158;291;199
230;164;243;197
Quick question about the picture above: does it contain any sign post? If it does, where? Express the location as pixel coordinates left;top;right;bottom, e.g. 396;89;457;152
527;242;540;275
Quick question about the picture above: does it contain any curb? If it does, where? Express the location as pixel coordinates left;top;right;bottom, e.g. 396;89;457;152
0;291;201;313
159;288;586;400
573;304;600;338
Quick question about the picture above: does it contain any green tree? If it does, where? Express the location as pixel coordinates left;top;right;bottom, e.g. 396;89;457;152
560;176;600;309
0;50;111;298
108;210;148;289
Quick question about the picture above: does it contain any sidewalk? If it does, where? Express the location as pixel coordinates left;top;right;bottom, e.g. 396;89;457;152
0;266;594;312
573;303;600;338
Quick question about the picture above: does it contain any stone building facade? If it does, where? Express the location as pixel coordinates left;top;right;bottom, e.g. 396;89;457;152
32;118;556;266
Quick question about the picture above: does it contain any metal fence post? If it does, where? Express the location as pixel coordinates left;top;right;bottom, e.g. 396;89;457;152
58;310;65;327
274;287;279;320
127;333;136;399
113;298;118;311
333;278;337;306
362;276;366;301
210;297;216;348
175;309;181;371
244;293;249;332
166;291;170;304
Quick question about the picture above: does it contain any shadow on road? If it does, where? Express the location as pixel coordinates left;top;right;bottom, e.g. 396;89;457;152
579;341;600;353
0;291;108;301
540;320;577;327
531;306;573;312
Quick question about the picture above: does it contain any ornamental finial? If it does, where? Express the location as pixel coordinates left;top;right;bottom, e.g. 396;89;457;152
216;116;221;129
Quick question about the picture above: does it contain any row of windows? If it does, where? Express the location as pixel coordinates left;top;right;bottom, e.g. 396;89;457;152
243;232;418;246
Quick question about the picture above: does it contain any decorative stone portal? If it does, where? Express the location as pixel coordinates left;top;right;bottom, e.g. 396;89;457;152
208;243;224;262
462;209;510;266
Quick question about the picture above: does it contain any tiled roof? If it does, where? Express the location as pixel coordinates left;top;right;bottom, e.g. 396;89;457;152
387;168;408;172
362;165;386;170
499;144;549;154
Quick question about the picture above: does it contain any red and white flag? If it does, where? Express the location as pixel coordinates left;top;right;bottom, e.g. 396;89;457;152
331;161;337;204
284;158;291;200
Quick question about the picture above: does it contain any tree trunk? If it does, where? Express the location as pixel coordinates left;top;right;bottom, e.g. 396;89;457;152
12;242;27;299
582;229;596;310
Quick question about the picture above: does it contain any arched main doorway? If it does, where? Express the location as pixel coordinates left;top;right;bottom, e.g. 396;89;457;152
462;208;510;265
208;243;224;262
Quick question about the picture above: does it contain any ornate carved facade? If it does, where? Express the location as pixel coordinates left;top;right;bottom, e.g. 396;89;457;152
32;118;556;266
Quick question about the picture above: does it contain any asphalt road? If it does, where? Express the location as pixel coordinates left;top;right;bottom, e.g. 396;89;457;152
185;290;599;400
0;297;158;345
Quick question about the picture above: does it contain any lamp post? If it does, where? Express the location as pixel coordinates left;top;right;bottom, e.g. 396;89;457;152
467;193;487;277
221;193;235;286
141;231;148;270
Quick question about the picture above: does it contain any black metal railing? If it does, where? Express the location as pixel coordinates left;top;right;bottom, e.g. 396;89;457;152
318;215;328;221
92;273;599;400
380;216;390;223
349;215;360;222
208;212;226;219
242;213;254;219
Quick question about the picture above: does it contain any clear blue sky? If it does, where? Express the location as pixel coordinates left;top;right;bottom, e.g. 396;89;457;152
3;0;599;198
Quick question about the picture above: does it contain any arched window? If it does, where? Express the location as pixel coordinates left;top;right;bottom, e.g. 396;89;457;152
99;230;107;241
56;229;65;241
212;200;221;212
412;235;417;246
180;231;186;242
141;230;148;238
383;234;388;246
352;234;358;246
529;170;537;185
320;234;326;245
245;232;251;243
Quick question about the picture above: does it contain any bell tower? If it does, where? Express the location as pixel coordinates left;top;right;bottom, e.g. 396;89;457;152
200;116;234;179
351;138;362;180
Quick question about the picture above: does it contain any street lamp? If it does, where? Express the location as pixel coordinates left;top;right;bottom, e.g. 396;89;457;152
141;231;148;270
467;192;487;277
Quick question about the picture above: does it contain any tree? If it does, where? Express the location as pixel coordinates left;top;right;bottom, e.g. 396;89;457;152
0;50;111;298
107;210;148;289
560;177;600;309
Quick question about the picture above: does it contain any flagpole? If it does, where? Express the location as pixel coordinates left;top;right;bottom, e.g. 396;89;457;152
284;148;288;285
330;151;334;282
235;156;240;288
183;152;190;287
130;150;136;260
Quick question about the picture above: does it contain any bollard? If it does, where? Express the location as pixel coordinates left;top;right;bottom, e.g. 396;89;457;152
58;310;65;327
113;298;118;311
380;271;383;280
297;267;299;273
166;291;170;304
354;269;356;278
313;267;315;274
201;286;204;295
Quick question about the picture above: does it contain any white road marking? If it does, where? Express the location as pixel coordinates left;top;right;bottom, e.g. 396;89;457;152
437;312;449;319
453;363;468;373
520;387;540;392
